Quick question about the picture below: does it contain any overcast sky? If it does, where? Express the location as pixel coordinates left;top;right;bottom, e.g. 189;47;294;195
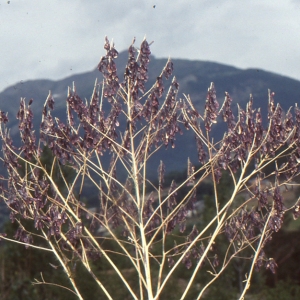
1;0;300;93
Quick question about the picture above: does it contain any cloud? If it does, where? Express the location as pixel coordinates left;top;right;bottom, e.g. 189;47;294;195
0;0;300;93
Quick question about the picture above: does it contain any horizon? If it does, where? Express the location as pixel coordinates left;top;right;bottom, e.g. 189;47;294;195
1;51;298;95
1;1;300;93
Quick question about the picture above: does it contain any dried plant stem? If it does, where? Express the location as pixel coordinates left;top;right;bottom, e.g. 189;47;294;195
41;230;84;300
1;37;300;299
238;212;273;300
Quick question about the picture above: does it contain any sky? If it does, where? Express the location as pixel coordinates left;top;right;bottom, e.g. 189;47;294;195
1;0;300;93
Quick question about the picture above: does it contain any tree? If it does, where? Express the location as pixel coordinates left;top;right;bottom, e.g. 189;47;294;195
1;37;300;299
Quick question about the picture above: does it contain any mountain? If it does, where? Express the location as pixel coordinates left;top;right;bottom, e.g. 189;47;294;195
1;50;300;227
1;51;300;177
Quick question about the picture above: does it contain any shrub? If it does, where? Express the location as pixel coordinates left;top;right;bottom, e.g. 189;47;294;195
1;37;300;299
